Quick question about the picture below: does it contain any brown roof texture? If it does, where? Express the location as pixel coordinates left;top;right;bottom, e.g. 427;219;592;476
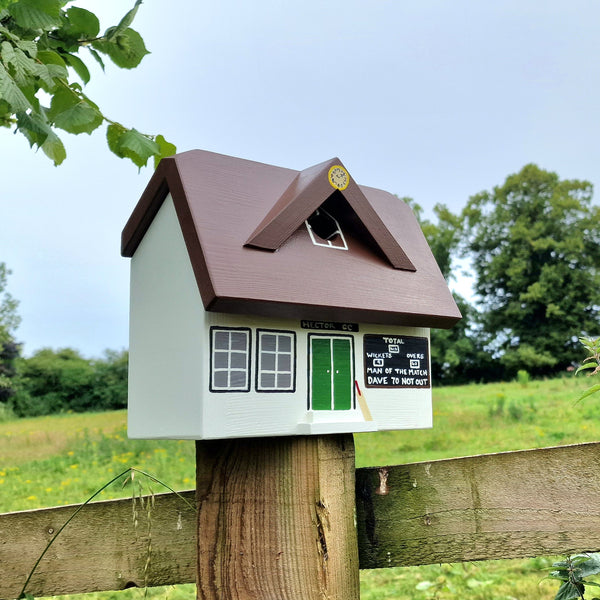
122;150;461;329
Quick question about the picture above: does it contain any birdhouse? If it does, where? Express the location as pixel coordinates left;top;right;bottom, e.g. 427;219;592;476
122;150;460;439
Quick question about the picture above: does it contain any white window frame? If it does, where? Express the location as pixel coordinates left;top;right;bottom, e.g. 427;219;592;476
256;329;296;392
210;327;251;392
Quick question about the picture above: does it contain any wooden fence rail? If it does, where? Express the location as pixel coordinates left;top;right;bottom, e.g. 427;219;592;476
2;442;600;599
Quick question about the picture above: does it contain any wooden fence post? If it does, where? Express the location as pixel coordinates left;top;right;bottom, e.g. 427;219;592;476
195;434;359;600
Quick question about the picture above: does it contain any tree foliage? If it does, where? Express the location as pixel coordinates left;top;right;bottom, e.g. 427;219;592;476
575;336;600;404
91;348;128;410
10;347;128;416
0;262;19;341
0;0;176;167
429;294;503;384
402;197;461;281
0;262;20;402
403;198;498;384
462;164;600;376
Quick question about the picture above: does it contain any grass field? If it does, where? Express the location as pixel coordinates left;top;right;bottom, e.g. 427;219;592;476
2;375;599;599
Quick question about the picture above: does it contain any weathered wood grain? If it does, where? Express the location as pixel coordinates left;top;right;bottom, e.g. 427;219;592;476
0;490;197;599
356;442;600;568
2;442;600;599
195;435;360;600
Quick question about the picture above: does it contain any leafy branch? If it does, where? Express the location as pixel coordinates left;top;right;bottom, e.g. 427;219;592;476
0;0;176;168
575;336;600;403
547;554;600;600
547;341;600;600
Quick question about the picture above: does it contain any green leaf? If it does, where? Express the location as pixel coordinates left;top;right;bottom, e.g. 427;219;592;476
107;124;159;168
118;128;159;168
16;80;39;110
32;63;61;91
106;121;127;155
34;50;68;90
575;383;600;404
36;49;67;69
48;86;103;135
0;24;17;41
0;98;13;127
11;48;37;84
153;134;177;169
17;110;66;165
107;0;142;41
575;554;600;578
580;336;600;352
15;39;37;59
47;85;77;116
8;0;62;31
1;40;15;66
92;27;149;69
0;62;32;112
16;110;52;147
87;47;105;71
41;128;66;165
555;581;585;600
65;6;100;39
2;43;39;86
63;53;90;84
575;362;599;375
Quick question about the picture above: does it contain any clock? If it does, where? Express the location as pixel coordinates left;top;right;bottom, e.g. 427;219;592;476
328;165;350;191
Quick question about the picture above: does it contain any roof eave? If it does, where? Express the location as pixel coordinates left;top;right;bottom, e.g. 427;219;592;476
208;296;462;330
121;158;175;258
121;155;218;309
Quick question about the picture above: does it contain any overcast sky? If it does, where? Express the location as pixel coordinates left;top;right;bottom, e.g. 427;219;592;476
1;0;599;357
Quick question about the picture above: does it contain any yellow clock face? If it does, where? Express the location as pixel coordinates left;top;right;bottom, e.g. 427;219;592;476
328;165;350;191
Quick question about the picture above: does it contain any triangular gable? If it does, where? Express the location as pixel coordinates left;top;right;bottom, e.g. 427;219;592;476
244;158;416;271
121;156;217;306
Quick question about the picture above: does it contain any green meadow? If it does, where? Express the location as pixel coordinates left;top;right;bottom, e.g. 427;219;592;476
2;375;599;600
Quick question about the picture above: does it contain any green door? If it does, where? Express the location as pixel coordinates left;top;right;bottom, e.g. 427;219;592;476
310;336;353;411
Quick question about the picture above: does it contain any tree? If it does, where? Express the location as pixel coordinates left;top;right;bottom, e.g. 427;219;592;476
403;198;498;384
462;164;600;376
0;0;175;167
402;198;460;280
11;347;95;416
91;349;128;410
429;294;504;384
0;262;21;402
10;346;129;416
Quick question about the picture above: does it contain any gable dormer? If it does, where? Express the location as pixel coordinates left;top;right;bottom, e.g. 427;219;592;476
245;158;415;271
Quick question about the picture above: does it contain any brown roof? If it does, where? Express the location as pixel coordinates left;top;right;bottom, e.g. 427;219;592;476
122;150;461;329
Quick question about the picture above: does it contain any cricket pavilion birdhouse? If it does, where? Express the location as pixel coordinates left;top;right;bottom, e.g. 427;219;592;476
122;150;461;440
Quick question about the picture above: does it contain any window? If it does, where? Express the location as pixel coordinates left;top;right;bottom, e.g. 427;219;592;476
256;330;296;392
305;208;348;250
210;327;251;392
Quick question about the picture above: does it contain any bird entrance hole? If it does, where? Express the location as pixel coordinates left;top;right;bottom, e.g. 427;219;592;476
305;208;348;250
307;208;339;241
